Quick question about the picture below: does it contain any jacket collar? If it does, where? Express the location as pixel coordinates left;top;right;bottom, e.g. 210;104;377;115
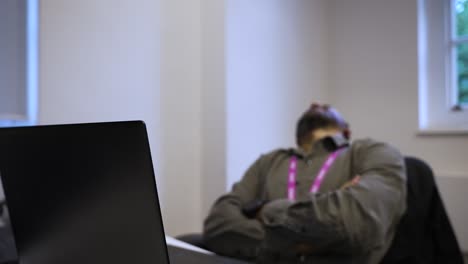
291;133;349;158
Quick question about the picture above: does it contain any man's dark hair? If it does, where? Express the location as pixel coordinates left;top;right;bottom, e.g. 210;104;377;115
296;104;350;146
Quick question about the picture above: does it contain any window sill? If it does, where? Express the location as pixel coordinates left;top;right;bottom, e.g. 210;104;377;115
0;118;36;128
417;127;468;136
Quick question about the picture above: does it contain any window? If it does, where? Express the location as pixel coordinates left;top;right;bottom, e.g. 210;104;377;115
0;0;38;127
452;0;468;107
418;0;468;133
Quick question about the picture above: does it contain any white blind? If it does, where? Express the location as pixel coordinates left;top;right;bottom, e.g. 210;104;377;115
0;0;27;121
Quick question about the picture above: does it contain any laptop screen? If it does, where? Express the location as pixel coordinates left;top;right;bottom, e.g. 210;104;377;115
0;121;169;264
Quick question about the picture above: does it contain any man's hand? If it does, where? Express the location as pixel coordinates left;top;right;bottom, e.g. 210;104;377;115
340;175;361;190
241;200;268;219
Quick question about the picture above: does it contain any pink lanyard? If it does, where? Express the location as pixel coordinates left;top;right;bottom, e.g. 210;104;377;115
287;149;343;201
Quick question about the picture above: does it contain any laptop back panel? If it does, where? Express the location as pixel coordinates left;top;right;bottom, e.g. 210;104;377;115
0;121;169;264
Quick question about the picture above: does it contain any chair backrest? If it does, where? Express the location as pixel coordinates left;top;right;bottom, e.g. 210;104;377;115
381;157;464;264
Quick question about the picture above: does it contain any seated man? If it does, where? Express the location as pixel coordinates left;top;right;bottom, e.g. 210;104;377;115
203;103;406;264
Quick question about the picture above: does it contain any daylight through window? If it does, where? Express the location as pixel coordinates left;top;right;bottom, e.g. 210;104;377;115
452;0;468;107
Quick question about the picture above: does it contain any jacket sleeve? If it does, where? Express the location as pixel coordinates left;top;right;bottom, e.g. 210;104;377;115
203;154;268;259
261;140;407;255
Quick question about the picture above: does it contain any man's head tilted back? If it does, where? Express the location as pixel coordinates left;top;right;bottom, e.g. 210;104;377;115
295;103;350;147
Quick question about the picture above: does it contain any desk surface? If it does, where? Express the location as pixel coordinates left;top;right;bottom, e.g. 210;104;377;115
0;246;248;264
168;245;250;264
0;228;249;264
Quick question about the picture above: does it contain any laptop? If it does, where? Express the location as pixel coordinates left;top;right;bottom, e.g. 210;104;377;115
0;121;170;264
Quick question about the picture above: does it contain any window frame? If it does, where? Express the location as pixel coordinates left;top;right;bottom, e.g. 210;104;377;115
0;0;38;128
418;0;468;134
449;0;468;109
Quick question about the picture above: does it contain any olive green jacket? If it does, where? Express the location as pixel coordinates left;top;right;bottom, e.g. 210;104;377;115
203;135;406;264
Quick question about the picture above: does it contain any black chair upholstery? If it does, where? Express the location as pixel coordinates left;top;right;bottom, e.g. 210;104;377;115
380;157;464;264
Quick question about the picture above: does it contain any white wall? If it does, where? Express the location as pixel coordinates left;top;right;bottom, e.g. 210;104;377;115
200;0;228;217
226;0;330;188
159;0;203;235
328;0;468;251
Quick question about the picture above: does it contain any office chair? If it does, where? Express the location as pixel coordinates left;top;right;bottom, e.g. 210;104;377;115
380;157;464;263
